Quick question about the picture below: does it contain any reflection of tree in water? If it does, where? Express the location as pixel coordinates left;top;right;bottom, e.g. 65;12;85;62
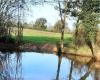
56;43;62;80
55;54;91;80
68;61;89;80
0;52;11;80
68;60;73;80
15;52;22;80
0;52;22;80
94;69;100;80
79;58;98;80
56;55;62;80
65;54;100;80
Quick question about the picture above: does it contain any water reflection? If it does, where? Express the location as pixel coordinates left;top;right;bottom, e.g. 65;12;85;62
0;52;22;80
68;61;73;80
94;69;100;80
0;52;100;80
56;56;62;80
15;52;22;80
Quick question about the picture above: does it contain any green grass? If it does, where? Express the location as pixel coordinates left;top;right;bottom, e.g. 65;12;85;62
22;36;73;44
13;28;95;54
21;29;73;44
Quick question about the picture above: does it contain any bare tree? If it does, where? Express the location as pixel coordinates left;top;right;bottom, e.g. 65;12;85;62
0;0;27;44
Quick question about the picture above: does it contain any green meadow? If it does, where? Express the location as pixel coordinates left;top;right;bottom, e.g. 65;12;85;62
22;29;73;44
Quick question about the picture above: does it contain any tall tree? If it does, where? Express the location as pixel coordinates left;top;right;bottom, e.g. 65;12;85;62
0;0;26;43
54;0;68;53
67;0;100;57
33;18;47;30
81;0;99;57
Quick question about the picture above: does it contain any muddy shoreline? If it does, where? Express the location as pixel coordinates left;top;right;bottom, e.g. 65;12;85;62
1;43;100;70
0;43;100;61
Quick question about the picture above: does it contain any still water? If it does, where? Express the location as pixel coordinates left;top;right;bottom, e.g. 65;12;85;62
0;52;98;80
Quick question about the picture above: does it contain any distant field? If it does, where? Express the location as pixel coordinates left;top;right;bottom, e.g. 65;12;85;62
22;29;73;44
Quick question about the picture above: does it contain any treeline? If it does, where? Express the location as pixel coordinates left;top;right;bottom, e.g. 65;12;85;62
0;0;100;48
23;17;71;33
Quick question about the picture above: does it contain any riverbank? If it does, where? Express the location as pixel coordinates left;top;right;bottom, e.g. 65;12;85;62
0;41;100;67
20;42;100;58
1;28;100;61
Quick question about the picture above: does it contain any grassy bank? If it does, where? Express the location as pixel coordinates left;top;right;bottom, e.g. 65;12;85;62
13;28;100;56
22;29;73;44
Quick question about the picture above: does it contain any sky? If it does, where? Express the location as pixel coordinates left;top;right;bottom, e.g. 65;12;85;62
24;3;76;30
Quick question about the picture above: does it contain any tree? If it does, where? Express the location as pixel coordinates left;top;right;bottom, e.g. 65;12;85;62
55;0;68;52
33;18;47;30
71;0;100;57
53;20;69;33
0;0;26;43
23;22;29;28
53;20;62;32
83;0;98;55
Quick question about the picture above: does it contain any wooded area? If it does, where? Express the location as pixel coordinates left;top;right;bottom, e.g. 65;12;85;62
0;0;100;53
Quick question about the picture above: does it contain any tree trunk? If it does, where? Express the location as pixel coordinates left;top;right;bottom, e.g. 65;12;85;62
69;61;73;80
56;56;62;80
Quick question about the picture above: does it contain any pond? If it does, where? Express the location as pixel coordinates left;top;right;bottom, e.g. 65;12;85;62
0;52;99;80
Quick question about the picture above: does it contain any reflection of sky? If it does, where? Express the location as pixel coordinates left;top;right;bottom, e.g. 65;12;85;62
22;52;71;80
10;52;93;80
22;52;58;80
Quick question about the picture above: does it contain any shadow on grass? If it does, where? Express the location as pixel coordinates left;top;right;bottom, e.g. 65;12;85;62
22;36;73;45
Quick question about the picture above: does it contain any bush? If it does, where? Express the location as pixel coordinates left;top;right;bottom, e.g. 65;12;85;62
0;36;15;43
